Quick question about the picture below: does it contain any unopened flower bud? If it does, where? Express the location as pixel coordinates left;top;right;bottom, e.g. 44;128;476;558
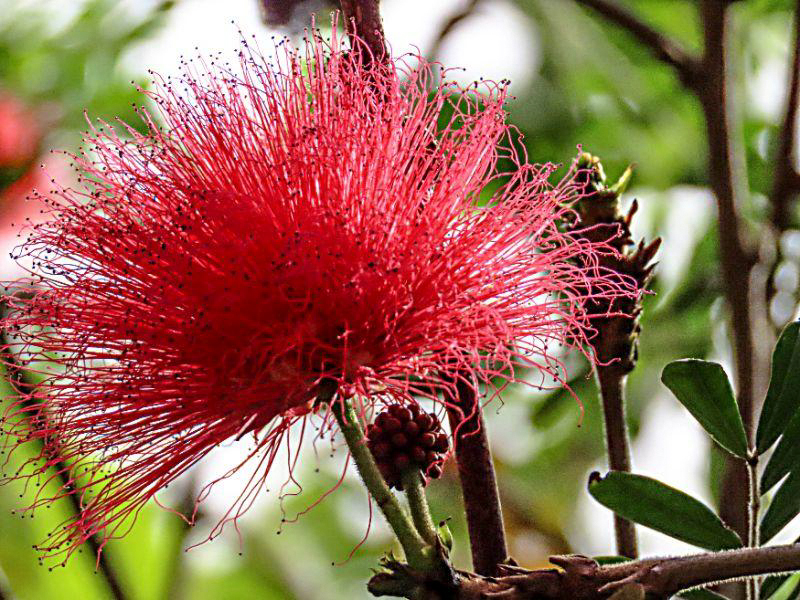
366;405;449;489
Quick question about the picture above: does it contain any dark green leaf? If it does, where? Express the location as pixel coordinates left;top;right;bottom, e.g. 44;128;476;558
757;321;800;454
661;360;749;458
594;555;631;566
763;576;787;599
760;575;789;600
761;408;800;493
678;589;728;600
589;472;742;551
762;470;800;543
762;573;800;600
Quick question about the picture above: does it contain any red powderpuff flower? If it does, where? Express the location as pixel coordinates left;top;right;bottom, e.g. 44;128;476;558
1;29;635;561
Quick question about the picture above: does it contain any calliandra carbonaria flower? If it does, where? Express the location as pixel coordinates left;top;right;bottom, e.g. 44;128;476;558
0;28;636;561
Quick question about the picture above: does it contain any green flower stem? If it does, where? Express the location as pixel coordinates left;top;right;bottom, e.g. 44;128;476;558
401;470;439;546
330;397;433;571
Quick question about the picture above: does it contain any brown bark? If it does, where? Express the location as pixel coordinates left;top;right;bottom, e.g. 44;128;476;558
597;367;638;559
339;0;387;63
445;377;509;577
369;546;800;599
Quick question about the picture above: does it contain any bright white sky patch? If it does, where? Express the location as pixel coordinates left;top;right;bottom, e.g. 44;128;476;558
121;0;537;92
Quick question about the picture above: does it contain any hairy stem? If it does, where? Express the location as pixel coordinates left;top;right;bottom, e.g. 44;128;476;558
330;397;432;570
548;3;765;594
401;470;438;546
445;376;508;577
630;544;800;597
597;366;638;559
746;456;761;600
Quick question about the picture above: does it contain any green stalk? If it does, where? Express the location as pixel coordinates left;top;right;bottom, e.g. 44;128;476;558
330;397;433;571
401;470;438;546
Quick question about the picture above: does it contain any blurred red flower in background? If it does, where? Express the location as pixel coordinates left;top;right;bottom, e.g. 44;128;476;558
0;93;39;169
0;29;635;560
0;159;71;278
0;92;49;279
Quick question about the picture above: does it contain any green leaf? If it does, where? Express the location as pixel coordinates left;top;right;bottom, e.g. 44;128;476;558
679;589;729;600
764;576;787;599
661;360;749;458
761;408;800;493
594;555;631;566
762;573;800;600
589;471;743;551
762;470;800;543
437;519;453;553
757;321;800;454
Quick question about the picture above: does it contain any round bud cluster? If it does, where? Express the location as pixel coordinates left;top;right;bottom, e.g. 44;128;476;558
366;404;448;490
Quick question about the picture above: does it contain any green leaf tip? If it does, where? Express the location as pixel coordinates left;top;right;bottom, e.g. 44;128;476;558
661;359;749;459
757;321;800;454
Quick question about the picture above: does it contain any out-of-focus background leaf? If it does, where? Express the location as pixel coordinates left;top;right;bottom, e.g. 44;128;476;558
1;0;799;598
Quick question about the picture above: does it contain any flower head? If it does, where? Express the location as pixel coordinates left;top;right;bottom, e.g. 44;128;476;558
1;27;635;560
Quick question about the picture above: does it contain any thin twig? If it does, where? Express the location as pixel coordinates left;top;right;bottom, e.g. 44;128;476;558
770;0;800;232
1;333;128;600
338;0;387;63
573;0;700;86
428;0;481;63
746;456;761;600
696;9;759;580
445;375;508;577
767;0;800;319
596;367;638;559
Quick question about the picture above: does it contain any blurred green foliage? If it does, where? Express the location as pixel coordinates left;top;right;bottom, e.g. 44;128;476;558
0;0;798;598
0;0;174;150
